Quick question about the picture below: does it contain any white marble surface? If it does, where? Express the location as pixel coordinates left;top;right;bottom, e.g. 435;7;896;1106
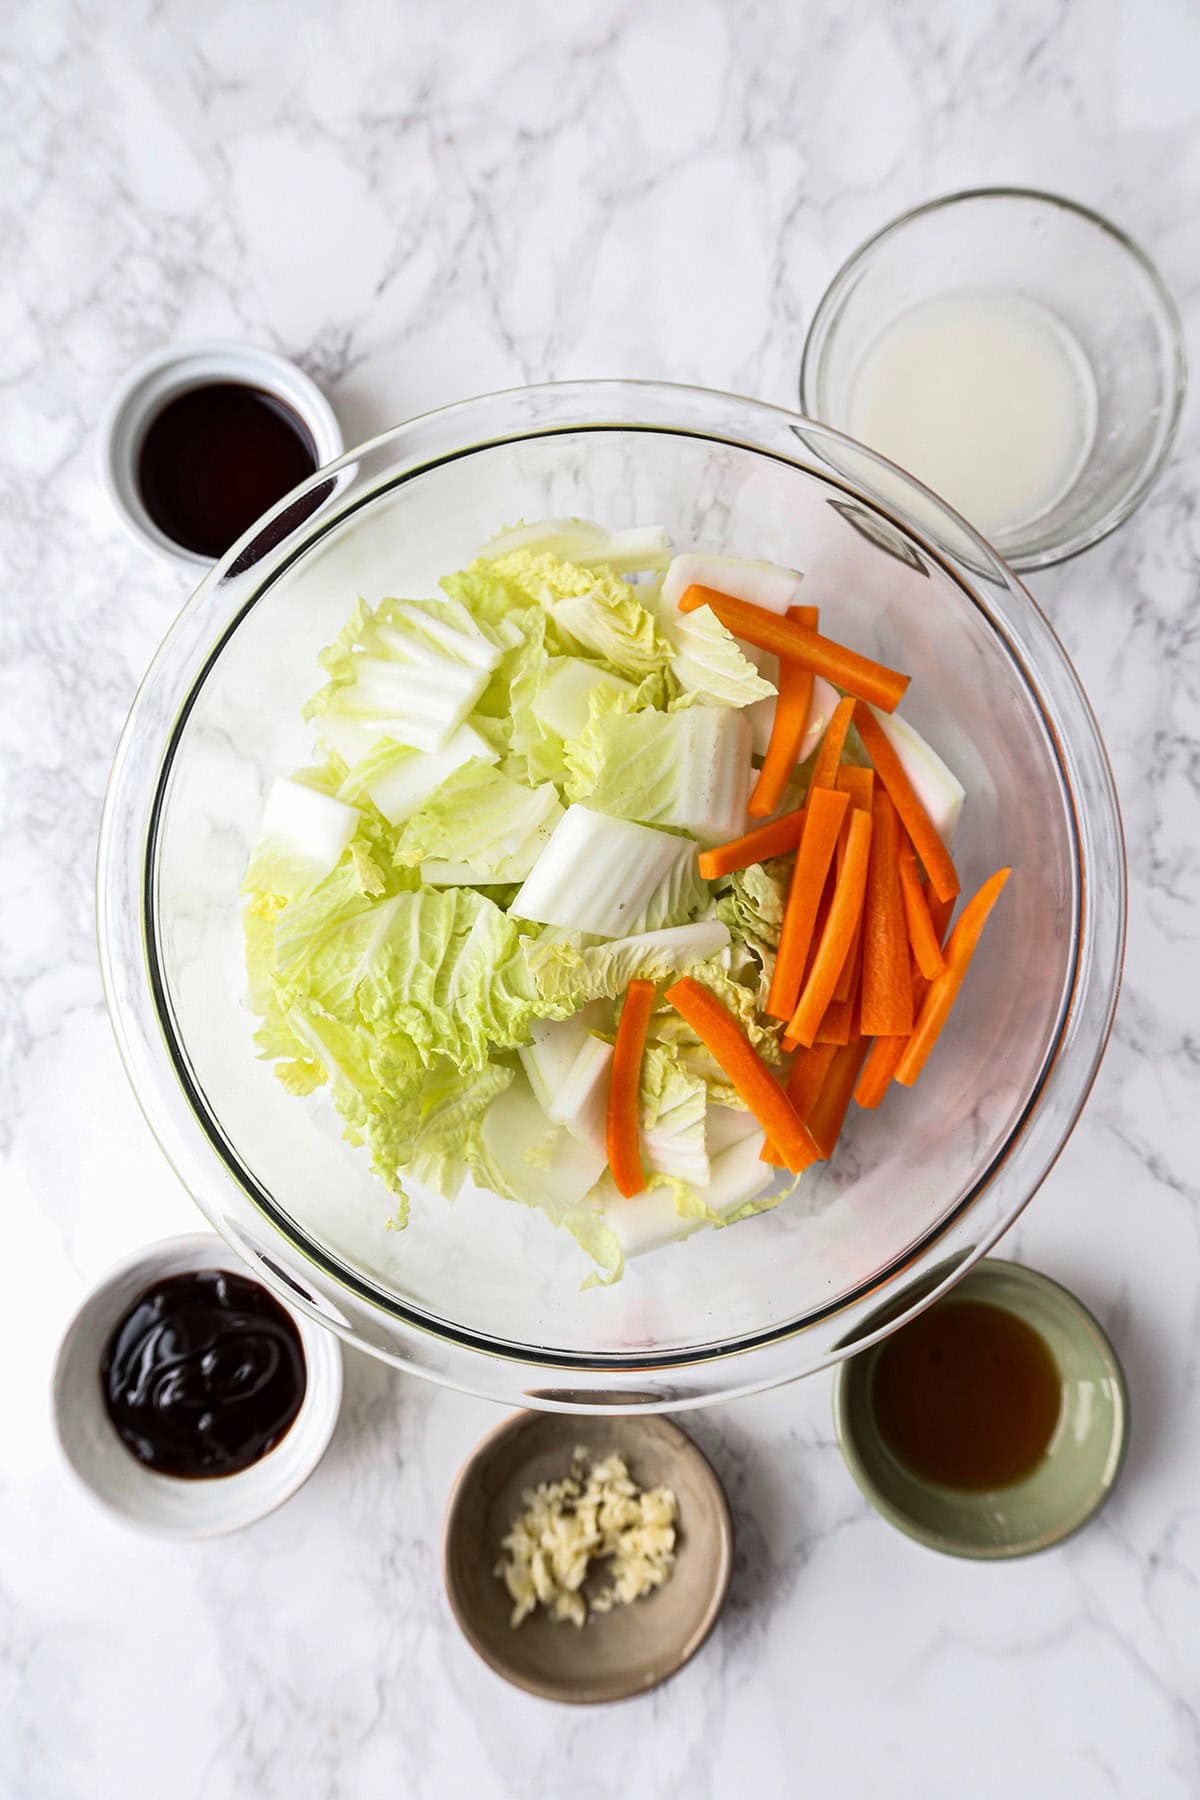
5;1;1199;1795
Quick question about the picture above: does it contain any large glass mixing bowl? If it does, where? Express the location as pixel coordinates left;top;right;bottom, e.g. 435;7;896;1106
97;381;1124;1411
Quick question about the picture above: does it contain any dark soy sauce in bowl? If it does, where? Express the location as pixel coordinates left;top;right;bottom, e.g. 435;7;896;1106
136;382;319;558
101;1268;307;1479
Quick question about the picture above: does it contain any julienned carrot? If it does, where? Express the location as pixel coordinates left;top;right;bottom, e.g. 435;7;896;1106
854;963;925;1109
815;997;854;1046
606;980;656;1197
807;1036;872;1159
785;807;873;1049
766;787;849;1020
804;864;836;985
833;874;866;1002
929;890;956;944
835;764;875;815
760;1042;838;1165
853;703;960;904
664;977;819;1174
748;659;814;818
832;781;870;1001
677;586;910;713
808;695;856;792
698;806;807;880
895;869;1012;1087
854;879;958;1108
821;925;863;1041
898;836;946;980
860;790;913;1039
748;604;820;819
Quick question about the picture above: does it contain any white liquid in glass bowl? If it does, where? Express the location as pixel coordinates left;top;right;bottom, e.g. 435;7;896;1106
849;288;1099;542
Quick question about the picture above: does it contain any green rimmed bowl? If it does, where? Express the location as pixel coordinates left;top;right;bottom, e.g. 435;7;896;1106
833;1259;1129;1559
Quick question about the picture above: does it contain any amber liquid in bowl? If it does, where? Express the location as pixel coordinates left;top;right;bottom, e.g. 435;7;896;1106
871;1299;1062;1491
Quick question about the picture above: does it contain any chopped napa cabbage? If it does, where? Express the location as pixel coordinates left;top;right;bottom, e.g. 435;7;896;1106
512;805;706;938
597;1177;704;1258
547;1034;614;1154
566;699;752;845
640;1045;709;1187
518;1004;607;1114
352;889;552;1072
482;549;672;681
660;551;804;616
476;1074;622;1279
315;712;397;770
394;762;563;882
377;1060;516;1210
476;518;671;575
748;673;841;761
689;1133;777;1217
243;777;361;899
532;657;635;742
595;1133;779;1257
262;876;553;1079
716;858;790;1006
337;725;499;826
305;595;504;753
527;921;732;1009
472;603;568;785
716;860;788;960
648;951;785;1081
867;704;966;843
662;603;777;710
706;1104;765;1156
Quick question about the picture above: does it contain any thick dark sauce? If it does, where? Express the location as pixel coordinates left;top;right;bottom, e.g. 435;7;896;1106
871;1298;1061;1491
137;382;318;558
101;1269;307;1479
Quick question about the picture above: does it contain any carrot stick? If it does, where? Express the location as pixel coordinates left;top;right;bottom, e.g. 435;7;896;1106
606;979;656;1198
898;836;946;980
759;1044;834;1166
855;869;959;1108
807;1036;871;1159
855;1032;909;1109
808;695;856;792
784;808;873;1048
803;863;836;985
664;977;819;1173
786;1040;839;1122
821;925;864;1040
747;604;820;820
833;893;865;1002
854;962;925;1109
860;790;913;1039
816;999;854;1046
895;869;1012;1087
929;890;956;944
835;765;875;814
831;784;871;1001
853;703;960;904
766;787;849;1020
678;587;910;713
698;806;808;881
760;1042;838;1164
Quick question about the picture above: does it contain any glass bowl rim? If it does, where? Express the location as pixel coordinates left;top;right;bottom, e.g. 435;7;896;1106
799;184;1188;572
97;377;1127;1408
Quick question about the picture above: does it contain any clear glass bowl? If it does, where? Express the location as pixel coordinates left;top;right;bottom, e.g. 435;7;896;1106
801;188;1186;570
97;381;1125;1411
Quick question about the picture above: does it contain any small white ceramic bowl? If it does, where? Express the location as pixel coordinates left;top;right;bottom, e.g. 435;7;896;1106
98;340;344;571
52;1232;343;1537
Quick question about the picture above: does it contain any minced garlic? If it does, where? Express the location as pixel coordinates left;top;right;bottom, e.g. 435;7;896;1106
495;1447;678;1629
